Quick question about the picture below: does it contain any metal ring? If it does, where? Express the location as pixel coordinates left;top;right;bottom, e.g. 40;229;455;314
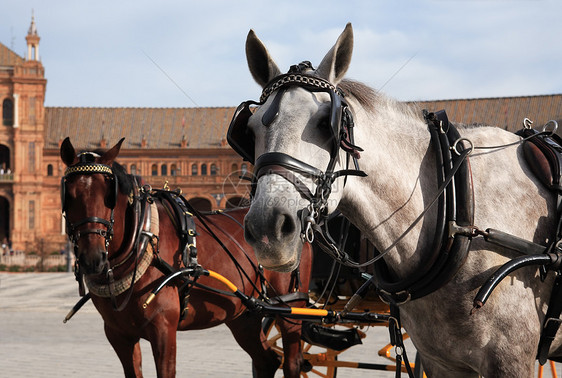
523;118;533;129
305;222;315;243
543;120;559;136
452;137;474;156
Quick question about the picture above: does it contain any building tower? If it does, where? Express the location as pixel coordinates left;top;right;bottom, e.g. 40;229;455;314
26;13;40;62
0;13;48;252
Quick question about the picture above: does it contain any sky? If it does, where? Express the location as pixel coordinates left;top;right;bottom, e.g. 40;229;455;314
1;0;561;108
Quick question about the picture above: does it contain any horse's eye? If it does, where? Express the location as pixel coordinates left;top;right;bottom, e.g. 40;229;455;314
318;117;330;130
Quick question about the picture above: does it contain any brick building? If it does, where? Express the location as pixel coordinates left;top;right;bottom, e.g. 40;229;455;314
0;17;251;253
1;17;561;253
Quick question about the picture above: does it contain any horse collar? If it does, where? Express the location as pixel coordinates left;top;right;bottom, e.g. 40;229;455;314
373;110;475;303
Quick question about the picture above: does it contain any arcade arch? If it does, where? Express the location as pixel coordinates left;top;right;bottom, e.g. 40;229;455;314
187;197;212;212
0;196;10;243
226;196;250;209
0;144;10;173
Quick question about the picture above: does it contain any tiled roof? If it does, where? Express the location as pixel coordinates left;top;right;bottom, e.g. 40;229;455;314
45;107;236;149
44;94;562;150
0;42;24;67
410;94;562;132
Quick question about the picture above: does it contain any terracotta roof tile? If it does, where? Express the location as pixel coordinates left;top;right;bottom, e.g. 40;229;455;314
0;42;24;67
45;94;562;151
45;107;236;149
411;94;562;132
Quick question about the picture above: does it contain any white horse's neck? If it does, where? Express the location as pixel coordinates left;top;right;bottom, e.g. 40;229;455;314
339;95;438;276
338;91;555;280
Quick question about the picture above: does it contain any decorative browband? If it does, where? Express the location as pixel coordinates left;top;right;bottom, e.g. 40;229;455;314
64;163;113;177
260;73;343;103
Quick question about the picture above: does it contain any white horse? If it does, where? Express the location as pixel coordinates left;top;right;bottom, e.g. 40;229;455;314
230;23;562;377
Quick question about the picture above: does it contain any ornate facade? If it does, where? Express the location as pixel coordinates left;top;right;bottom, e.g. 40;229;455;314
1;17;561;254
0;18;251;253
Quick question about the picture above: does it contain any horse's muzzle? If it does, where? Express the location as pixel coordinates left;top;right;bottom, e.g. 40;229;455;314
244;204;303;272
76;246;108;275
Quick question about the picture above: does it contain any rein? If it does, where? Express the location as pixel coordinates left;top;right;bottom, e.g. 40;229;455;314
370;110;474;303
180;202;273;301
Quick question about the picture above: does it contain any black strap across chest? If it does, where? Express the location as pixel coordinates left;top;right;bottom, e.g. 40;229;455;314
372;110;474;303
515;126;562;364
152;189;198;268
459;120;562;365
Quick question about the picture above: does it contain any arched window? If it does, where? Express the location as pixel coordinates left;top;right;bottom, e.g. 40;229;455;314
191;164;198;176
231;163;238;173
210;164;217;176
47;164;53;176
122;164;127;173
241;163;248;174
201;164;207;176
161;164;168;176
130;164;137;175
0;145;10;173
2;99;13;126
151;164;158;176
171;164;178;176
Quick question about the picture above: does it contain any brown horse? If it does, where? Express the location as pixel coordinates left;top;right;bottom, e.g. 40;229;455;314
60;137;312;378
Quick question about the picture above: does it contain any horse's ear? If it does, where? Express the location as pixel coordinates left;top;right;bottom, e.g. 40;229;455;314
99;138;125;165
245;29;281;88
60;137;77;166
316;23;354;85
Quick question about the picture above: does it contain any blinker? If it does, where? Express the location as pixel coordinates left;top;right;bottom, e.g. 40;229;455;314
227;73;347;165
262;87;287;127
227;100;260;163
61;160;118;212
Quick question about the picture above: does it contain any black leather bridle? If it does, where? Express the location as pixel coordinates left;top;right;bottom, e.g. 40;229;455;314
227;62;366;244
62;153;117;262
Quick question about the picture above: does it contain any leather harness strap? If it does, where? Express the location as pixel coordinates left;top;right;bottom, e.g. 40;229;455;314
372;110;474;303
515;126;562;364
153;189;198;268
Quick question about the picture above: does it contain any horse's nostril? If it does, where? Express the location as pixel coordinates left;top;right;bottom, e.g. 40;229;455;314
244;219;258;244
279;213;296;237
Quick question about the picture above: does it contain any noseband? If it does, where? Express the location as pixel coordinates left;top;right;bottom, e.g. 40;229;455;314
62;153;117;253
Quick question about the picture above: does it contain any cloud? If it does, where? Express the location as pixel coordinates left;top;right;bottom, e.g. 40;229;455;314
1;0;560;107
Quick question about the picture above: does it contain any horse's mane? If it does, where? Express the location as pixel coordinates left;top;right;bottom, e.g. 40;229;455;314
112;161;135;195
340;79;424;123
339;79;378;110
